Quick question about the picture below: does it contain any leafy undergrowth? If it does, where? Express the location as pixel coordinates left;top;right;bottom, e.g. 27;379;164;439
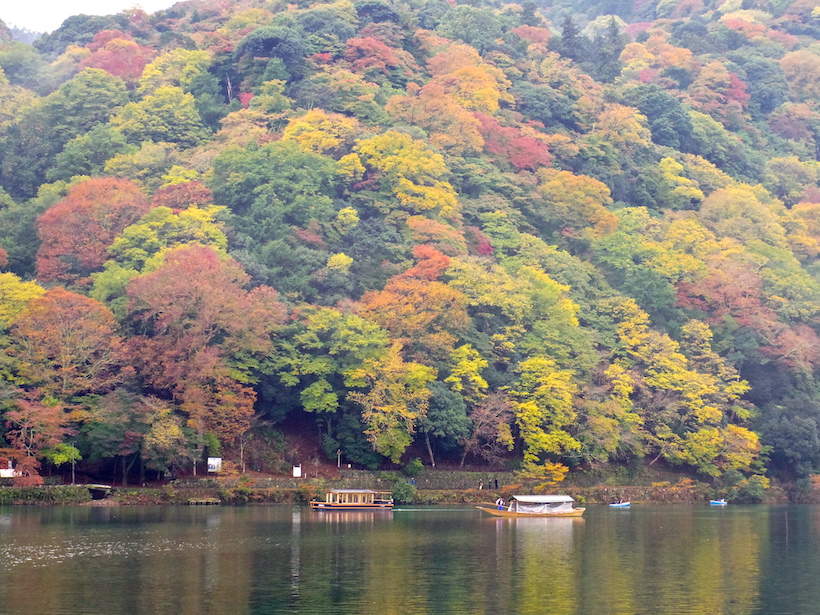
0;485;91;505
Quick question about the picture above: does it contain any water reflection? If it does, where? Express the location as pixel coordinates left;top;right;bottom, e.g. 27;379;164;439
303;510;394;524
492;517;582;615
291;506;300;602
0;505;817;614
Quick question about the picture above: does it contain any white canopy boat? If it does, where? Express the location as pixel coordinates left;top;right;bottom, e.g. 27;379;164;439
477;495;585;517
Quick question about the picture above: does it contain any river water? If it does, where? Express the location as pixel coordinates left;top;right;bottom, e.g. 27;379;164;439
0;503;816;614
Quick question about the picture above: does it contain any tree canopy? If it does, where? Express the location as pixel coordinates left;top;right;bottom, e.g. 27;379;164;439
0;0;818;485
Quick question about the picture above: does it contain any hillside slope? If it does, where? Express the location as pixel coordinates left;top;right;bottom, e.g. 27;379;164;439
0;0;818;488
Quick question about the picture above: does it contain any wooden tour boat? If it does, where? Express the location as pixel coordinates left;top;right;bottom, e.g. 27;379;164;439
476;495;585;517
310;488;394;510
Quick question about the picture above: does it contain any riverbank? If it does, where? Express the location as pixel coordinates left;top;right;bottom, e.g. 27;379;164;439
0;471;799;505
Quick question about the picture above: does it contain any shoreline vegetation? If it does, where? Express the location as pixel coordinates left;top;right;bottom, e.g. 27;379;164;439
0;470;801;506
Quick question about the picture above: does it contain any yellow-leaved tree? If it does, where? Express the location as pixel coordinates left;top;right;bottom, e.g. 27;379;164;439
347;344;436;462
511;356;579;487
352;130;460;219
601;297;760;476
281;109;361;157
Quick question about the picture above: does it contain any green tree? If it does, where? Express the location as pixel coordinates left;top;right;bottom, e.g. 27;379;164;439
265;307;390;417
0;181;70;277
0;68;129;199
0;41;47;92
47;124;135;182
557;16;587;63
103;141;183;193
418;381;470;467
436;6;504;54
110;86;211;148
209;140;340;293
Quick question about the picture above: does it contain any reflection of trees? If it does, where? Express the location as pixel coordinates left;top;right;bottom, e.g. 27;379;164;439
578;507;762;614
131;508;257;613
2;507;259;614
509;518;580;614
0;506;771;614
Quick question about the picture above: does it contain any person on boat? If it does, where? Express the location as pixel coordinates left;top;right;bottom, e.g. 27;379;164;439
496;497;504;510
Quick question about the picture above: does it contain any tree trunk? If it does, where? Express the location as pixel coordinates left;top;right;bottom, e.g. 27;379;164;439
122;452;138;486
424;432;436;468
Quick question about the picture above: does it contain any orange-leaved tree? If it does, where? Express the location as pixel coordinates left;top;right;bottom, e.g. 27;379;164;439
357;245;470;363
9;287;124;400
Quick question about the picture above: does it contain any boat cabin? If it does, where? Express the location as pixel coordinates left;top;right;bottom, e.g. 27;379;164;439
509;495;576;514
310;488;394;510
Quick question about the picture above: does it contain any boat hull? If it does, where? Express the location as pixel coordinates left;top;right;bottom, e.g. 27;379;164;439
476;506;585;517
310;502;393;510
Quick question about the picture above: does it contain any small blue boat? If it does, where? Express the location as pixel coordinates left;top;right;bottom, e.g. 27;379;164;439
710;499;727;506
609;501;630;508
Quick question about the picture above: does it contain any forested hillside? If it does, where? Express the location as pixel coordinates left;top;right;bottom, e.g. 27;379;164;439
0;0;818;487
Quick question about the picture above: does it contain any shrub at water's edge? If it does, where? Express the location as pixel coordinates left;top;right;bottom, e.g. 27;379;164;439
0;485;92;505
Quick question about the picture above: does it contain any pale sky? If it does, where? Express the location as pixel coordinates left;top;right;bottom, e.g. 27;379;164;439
1;1;179;34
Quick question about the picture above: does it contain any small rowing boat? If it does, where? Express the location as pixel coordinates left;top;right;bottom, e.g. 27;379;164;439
609;501;630;508
710;499;727;506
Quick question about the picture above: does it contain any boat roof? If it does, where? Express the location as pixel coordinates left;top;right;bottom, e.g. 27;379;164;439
513;495;575;503
327;489;387;494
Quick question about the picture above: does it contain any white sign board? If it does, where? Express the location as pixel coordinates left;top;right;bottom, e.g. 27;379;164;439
207;457;222;473
293;465;302;478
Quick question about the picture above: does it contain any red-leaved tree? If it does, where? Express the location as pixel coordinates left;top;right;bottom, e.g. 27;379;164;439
124;245;287;446
36;177;152;285
474;113;552;171
79;30;154;83
151;181;214;211
4;394;69;485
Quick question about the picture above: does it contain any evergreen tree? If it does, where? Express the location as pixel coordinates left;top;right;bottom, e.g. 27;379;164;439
557;16;587;63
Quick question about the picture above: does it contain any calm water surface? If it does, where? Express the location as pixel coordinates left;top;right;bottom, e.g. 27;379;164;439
0;503;816;614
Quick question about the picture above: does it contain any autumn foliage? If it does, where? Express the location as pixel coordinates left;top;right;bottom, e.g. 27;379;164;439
36;178;151;284
2;0;820;484
124;245;286;442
